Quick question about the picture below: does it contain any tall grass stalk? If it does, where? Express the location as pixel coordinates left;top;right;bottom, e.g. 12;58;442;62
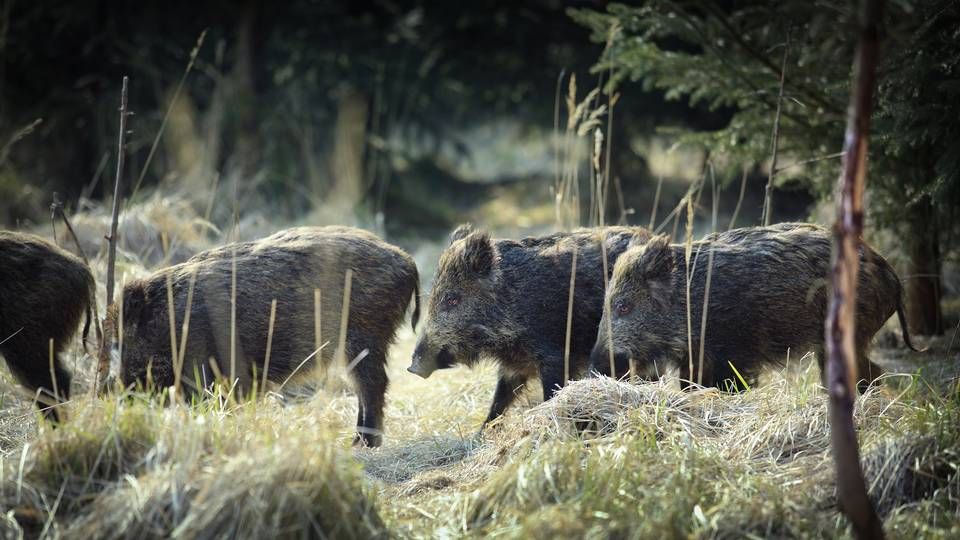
262;299;277;393
229;245;237;385
278;342;330;392
335;269;354;366
591;128;605;226
165;273;179;398
130;30;208;201
598;233;615;377
555;73;605;229
649;175;663;230
697;165;719;385
203;171;221;226
563;247;578;385
552;69;565;227
314;288;322;356
684;192;695;383
48;339;58;406
175;267;200;391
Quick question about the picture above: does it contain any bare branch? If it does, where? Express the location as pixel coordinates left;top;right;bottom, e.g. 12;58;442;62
98;76;131;391
762;28;790;227
825;0;885;537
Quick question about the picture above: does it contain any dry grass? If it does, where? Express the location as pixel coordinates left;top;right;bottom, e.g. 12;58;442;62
2;202;959;539
1;329;959;538
1;390;386;539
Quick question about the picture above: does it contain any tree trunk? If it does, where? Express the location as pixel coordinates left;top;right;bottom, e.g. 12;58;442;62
906;195;944;335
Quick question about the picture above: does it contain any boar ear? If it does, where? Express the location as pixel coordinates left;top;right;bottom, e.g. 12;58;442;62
627;226;654;248
450;224;475;244
637;235;674;281
462;231;494;276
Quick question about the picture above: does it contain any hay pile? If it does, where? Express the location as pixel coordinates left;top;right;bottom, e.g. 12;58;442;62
439;372;960;538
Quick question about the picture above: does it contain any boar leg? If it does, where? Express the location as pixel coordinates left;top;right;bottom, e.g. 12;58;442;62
483;371;528;425
351;348;387;447
4;349;71;422
538;358;565;401
855;352;884;394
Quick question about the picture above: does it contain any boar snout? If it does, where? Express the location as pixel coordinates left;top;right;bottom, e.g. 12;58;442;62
407;358;432;378
589;343;630;379
409;338;454;378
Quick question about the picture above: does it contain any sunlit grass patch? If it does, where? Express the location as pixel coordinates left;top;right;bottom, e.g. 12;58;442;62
437;367;960;539
1;390;386;539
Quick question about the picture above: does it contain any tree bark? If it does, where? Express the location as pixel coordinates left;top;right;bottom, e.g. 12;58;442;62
906;195;944;335
825;0;885;538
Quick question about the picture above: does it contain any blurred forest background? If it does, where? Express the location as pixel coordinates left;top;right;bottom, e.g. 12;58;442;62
0;0;957;336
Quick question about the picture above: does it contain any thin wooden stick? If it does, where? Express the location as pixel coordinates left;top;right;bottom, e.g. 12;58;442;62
51;193;104;357
825;0;885;537
728;166;749;230
762;28;790;226
50;194;89;264
776;151;845;174
105;76;129;315
99;75;130;392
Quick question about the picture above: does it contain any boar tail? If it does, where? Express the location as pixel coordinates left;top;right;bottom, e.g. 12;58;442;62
411;279;421;331
80;270;96;354
896;300;926;353
82;302;92;353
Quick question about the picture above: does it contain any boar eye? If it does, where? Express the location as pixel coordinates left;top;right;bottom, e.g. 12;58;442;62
442;292;461;310
615;300;634;317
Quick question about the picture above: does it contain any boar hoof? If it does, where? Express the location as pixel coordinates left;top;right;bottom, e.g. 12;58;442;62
353;432;382;448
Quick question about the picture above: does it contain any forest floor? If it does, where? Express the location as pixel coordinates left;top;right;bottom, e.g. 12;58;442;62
1;199;959;538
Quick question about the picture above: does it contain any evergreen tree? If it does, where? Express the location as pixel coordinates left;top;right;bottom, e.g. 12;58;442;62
572;0;959;334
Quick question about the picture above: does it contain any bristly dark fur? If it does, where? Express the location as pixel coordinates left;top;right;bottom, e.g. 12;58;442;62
412;224;652;425
0;231;96;422
590;223;919;392
110;226;419;447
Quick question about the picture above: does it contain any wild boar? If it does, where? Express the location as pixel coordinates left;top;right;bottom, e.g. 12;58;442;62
409;224;651;425
0;231;95;421
589;223;921;391
110;226;419;447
